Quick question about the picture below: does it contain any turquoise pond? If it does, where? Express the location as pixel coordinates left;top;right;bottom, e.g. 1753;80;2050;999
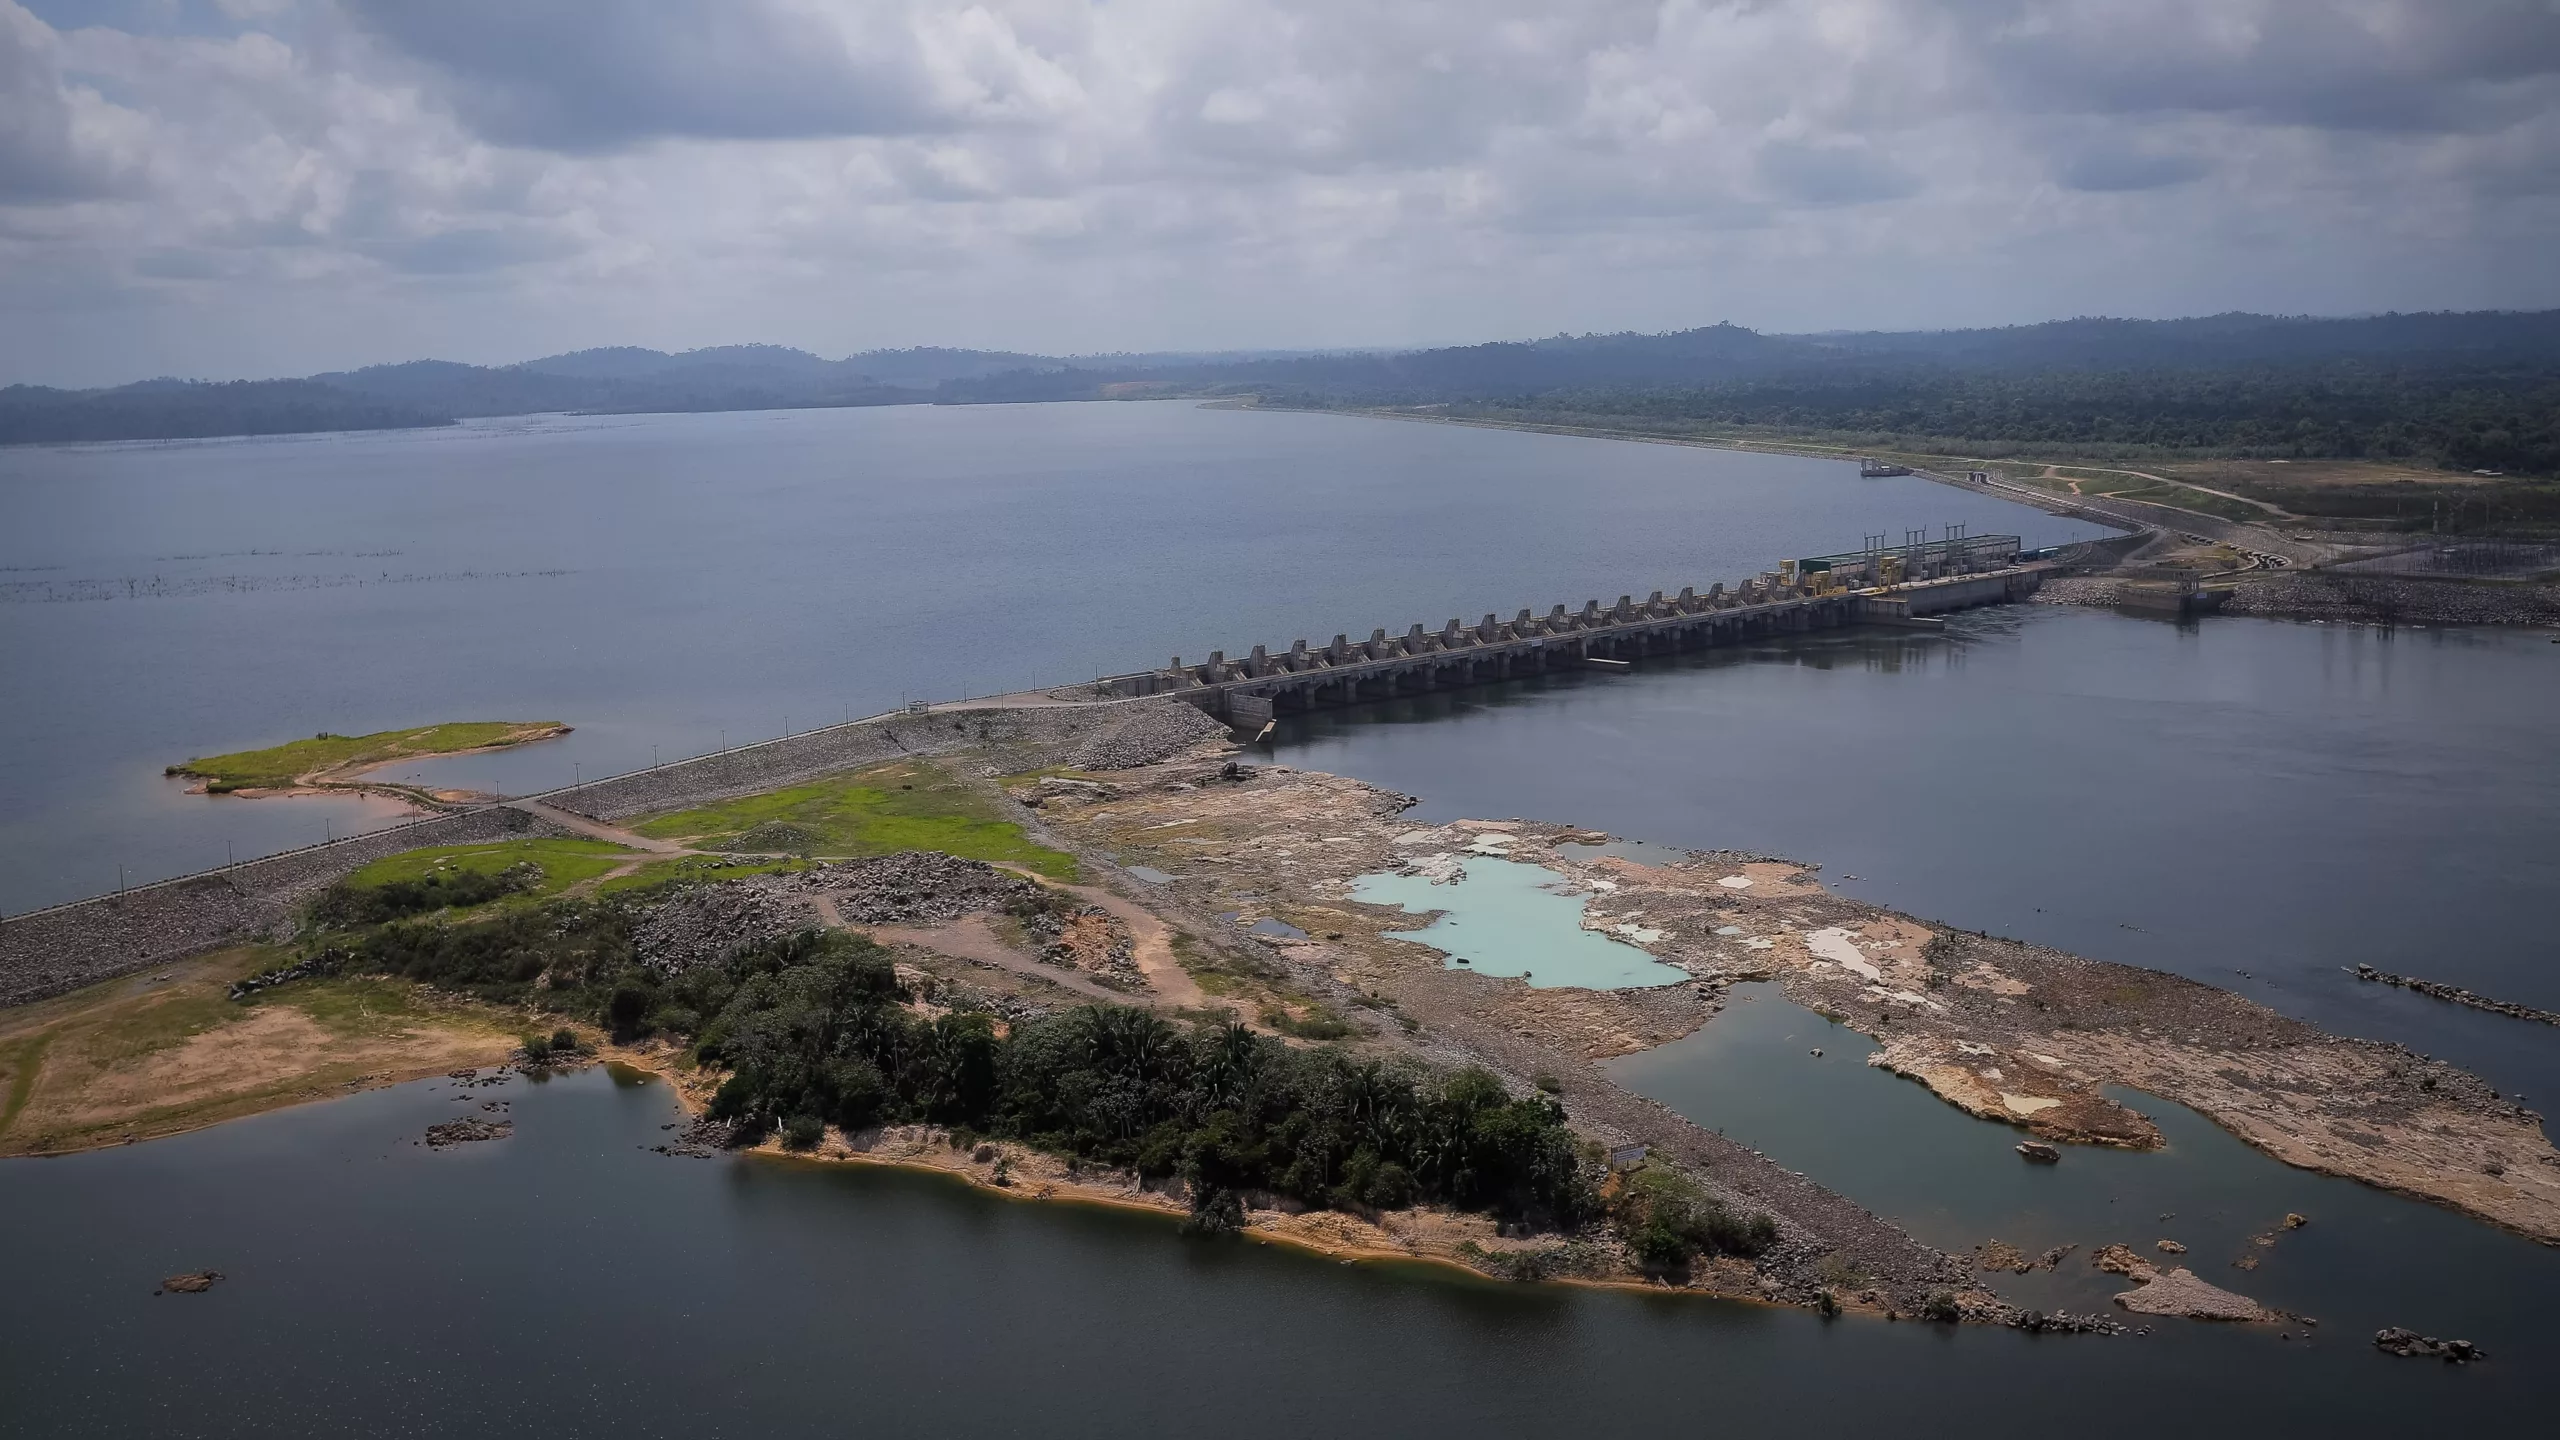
1350;857;1692;990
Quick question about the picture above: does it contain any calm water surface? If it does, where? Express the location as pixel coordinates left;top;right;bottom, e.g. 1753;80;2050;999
1608;983;2560;1339
1;1065;2543;1439
0;403;2096;913
6;406;2556;1431
1271;607;2560;1107
1351;856;1693;989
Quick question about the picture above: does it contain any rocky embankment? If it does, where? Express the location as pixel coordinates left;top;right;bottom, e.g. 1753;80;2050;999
2037;572;2560;626
634;852;1039;974
2222;573;2560;625
0;697;1223;1009
552;697;1224;824
2354;964;2560;1028
0;805;564;1006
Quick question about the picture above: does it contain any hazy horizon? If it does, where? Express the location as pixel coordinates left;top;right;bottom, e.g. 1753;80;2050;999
5;1;2558;387
23;305;2560;394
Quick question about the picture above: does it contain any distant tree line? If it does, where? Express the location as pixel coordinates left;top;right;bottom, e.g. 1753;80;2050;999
21;311;2558;481
1419;363;2560;476
0;379;448;445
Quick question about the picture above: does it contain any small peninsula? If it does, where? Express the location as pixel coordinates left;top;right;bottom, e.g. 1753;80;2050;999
167;722;570;801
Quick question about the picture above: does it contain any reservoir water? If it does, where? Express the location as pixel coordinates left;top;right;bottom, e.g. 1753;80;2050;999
0;402;2100;915
2;1063;2547;1439
4;404;2556;1431
1270;606;2560;1110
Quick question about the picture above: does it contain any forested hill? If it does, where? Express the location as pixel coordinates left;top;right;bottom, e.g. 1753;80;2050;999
0;379;447;446
9;313;2558;474
938;310;2560;399
0;344;1054;446
932;310;2560;475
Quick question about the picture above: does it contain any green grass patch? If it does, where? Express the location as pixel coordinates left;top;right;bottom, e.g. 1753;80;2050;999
0;1033;54;1137
346;837;632;901
597;855;809;896
259;976;458;1039
633;760;1078;880
1260;1000;1356;1041
170;721;566;792
78;990;240;1069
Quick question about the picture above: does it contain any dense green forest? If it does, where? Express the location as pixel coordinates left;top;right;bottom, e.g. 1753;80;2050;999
1424;364;2560;475
277;885;1775;1264
945;312;2560;479
0;378;447;445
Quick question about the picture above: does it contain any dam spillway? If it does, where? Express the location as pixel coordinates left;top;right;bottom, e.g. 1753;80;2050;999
1102;535;2043;724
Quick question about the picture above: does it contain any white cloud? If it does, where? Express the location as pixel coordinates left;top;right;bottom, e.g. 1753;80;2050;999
0;0;2556;384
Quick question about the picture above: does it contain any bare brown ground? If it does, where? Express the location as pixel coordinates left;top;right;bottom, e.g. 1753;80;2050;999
857;916;1129;1003
1004;868;1208;1009
1022;757;2560;1247
2151;458;2501;491
0;946;522;1156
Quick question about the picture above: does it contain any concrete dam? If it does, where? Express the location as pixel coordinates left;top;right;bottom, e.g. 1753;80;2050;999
1;532;2051;1003
1102;533;2044;724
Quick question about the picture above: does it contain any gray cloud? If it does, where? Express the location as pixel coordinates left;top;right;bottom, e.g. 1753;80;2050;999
337;0;983;151
0;0;2556;386
363;224;578;275
2057;147;2211;193
1756;141;1920;206
0;2;134;198
1975;0;2560;133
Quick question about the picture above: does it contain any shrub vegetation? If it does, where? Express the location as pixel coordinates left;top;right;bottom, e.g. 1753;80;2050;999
294;881;1775;1251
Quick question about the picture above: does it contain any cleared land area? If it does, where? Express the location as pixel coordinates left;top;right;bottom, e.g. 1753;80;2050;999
344;837;635;899
0;945;522;1155
632;758;1079;879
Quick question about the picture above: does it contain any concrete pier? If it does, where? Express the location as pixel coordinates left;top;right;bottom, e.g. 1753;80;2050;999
1102;555;2049;722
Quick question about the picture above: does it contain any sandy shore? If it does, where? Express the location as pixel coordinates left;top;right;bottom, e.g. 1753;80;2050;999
598;1044;1809;1305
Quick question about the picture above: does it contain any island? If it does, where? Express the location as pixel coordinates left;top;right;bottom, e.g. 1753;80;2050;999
167;721;571;804
7;695;2552;1332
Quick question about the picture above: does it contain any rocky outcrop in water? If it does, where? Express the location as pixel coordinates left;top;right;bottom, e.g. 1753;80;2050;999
2355;963;2560;1029
2373;1327;2485;1362
423;1117;512;1146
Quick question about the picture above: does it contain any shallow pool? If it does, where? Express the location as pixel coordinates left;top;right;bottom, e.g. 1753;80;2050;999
1351;857;1691;990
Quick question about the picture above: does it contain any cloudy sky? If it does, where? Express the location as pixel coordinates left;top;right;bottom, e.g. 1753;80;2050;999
5;0;2558;385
